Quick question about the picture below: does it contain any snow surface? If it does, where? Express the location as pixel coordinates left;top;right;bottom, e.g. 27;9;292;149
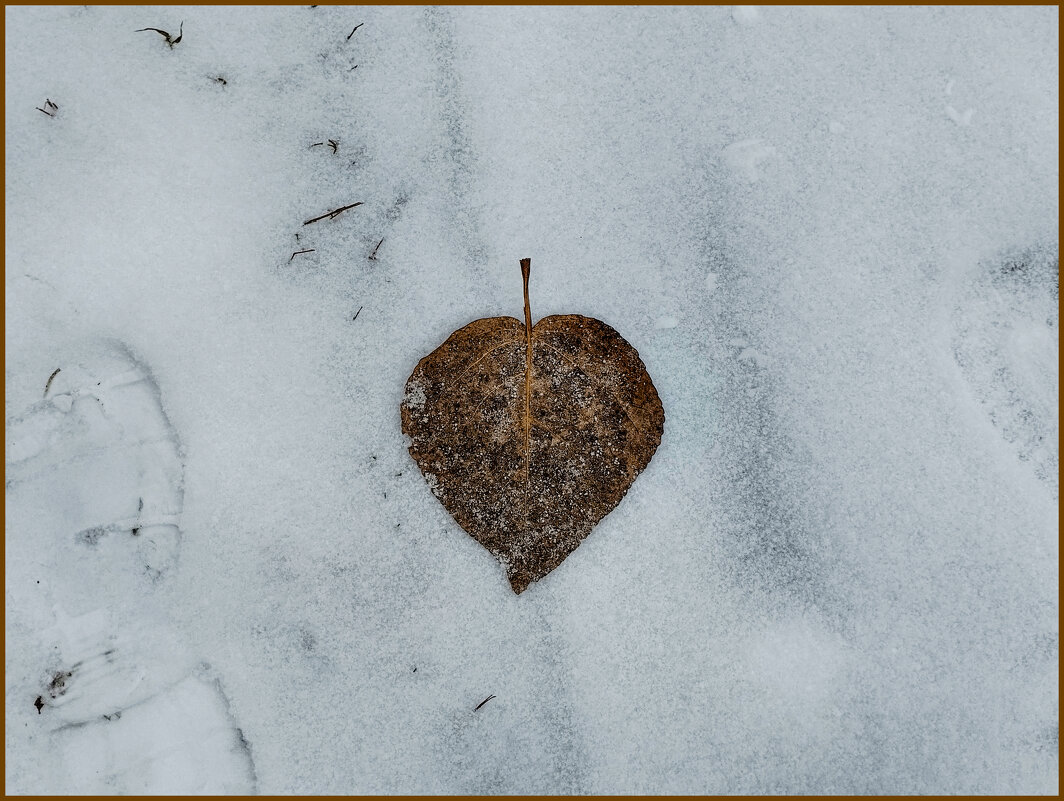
5;4;1058;794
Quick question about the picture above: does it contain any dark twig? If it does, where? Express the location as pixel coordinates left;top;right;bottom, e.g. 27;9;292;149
368;238;384;260
211;76;228;86
474;694;496;711
36;106;55;117
44;368;61;397
303;202;363;225
346;22;364;40
132;497;143;536
289;248;316;262
327;139;338;153
352;305;363;322
309;142;324;149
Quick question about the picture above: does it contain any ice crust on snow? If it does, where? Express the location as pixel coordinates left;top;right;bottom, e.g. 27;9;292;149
5;5;1058;794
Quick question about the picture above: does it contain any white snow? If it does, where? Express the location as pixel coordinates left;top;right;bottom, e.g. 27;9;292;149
722;138;779;182
731;6;762;27
5;5;1058;795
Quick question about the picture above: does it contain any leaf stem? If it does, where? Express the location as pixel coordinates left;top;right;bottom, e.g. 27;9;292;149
521;258;532;484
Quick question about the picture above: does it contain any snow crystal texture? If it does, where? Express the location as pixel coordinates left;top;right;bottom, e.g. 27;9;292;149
6;5;1058;794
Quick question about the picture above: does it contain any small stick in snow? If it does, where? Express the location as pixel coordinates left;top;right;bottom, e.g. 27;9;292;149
211;76;228;86
352;305;363;322
136;21;183;48
309;141;325;149
44;368;61;397
290;248;316;262
36;106;55;117
346;23;364;40
368;238;384;260
303;202;363;226
327;139;338;153
36;99;58;117
474;694;496;711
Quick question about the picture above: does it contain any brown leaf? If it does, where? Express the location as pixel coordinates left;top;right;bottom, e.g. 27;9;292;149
401;259;665;594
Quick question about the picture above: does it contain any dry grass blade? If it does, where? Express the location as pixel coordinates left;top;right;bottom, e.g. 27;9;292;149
44;368;61;397
136;21;182;48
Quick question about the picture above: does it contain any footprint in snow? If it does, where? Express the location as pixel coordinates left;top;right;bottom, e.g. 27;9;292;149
6;337;256;794
949;244;1058;495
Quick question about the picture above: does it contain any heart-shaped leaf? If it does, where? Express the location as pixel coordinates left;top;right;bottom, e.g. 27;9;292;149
401;259;664;593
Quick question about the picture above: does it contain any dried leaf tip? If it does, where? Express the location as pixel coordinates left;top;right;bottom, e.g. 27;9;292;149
510;573;531;595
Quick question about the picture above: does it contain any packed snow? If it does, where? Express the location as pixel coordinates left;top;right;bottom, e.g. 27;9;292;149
5;5;1058;794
